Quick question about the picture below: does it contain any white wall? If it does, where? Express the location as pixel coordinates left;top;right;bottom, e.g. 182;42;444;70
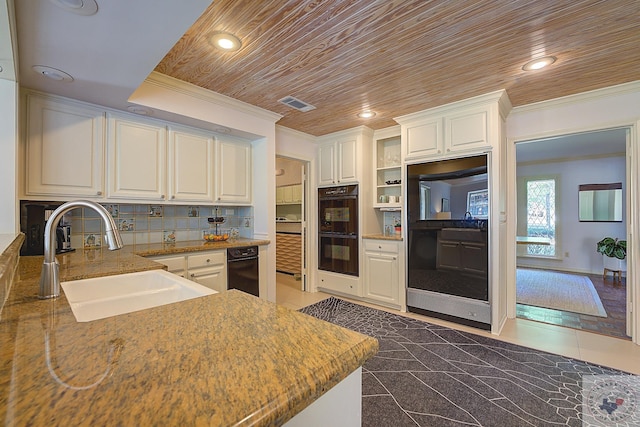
276;157;304;186
0;79;17;234
516;155;626;274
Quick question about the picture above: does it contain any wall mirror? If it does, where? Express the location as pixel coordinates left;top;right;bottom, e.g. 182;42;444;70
578;183;622;222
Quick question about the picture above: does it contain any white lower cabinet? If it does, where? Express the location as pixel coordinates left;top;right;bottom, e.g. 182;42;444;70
317;270;361;297
149;250;226;293
148;255;186;277
363;239;400;307
187;251;227;293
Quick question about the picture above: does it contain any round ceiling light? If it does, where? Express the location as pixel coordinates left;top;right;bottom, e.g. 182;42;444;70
49;0;98;15
32;66;74;82
522;56;556;71
209;32;242;52
358;110;376;119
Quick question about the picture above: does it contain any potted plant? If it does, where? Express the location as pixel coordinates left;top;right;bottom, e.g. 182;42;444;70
597;237;627;270
394;217;402;235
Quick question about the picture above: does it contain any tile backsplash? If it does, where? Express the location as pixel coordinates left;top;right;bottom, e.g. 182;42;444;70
69;204;254;248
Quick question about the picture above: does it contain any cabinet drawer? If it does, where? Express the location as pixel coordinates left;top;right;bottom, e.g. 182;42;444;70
188;251;225;269
152;255;185;272
364;240;398;253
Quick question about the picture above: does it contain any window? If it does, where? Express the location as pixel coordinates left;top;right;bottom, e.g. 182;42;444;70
524;177;557;256
467;189;488;219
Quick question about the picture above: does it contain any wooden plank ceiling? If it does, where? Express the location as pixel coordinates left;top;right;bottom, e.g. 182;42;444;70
155;0;640;136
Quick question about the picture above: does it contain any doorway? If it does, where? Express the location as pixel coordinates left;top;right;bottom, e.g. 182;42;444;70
275;156;308;292
514;128;629;339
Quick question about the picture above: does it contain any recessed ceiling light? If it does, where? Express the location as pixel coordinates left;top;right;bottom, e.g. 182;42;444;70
209;32;242;52
49;0;98;16
32;66;74;82
358;110;376;119
522;56;556;71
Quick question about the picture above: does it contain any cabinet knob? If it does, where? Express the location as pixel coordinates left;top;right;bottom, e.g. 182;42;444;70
96;191;102;196
190;273;195;278
171;195;175;200
437;150;441;154
378;245;382;249
446;148;451;152
393;257;397;260
161;194;165;199
206;259;211;263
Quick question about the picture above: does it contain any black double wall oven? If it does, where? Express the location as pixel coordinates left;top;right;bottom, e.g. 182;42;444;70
318;185;359;276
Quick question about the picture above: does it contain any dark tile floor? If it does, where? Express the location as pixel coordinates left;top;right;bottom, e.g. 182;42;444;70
517;270;629;340
301;297;639;427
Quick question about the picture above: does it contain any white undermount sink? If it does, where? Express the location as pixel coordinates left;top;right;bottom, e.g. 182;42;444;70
61;270;217;322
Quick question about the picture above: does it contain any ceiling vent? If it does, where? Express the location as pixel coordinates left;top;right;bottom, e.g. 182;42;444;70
278;96;316;112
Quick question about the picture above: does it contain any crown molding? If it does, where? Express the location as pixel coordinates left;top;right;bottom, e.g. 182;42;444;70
373;125;401;140
315;125;373;143
512;80;640;115
144;71;283;123
276;124;315;142
394;89;511;124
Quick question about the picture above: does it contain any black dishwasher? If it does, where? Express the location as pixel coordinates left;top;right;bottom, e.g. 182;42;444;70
227;246;259;297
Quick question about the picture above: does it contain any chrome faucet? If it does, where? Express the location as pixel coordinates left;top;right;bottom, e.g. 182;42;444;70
39;200;123;299
464;211;473;220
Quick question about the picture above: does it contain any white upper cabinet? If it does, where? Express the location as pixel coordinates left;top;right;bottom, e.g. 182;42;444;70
445;105;490;152
25;94;105;198
23;92;252;206
107;113;167;200
216;139;252;204
337;138;357;183
403;116;442;159
317;131;366;186
168;126;215;203
318;142;336;186
397;90;511;161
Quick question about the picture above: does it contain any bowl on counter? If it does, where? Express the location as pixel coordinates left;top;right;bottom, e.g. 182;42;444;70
203;230;229;242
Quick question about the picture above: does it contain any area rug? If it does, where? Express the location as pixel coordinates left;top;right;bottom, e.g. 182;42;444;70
516;269;607;317
300;297;638;427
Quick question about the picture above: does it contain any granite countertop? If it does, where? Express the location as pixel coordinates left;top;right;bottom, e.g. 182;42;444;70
36;237;269;282
0;237;378;425
130;237;271;257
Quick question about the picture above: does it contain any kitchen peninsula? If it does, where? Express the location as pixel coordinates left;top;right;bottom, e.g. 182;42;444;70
0;235;377;426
